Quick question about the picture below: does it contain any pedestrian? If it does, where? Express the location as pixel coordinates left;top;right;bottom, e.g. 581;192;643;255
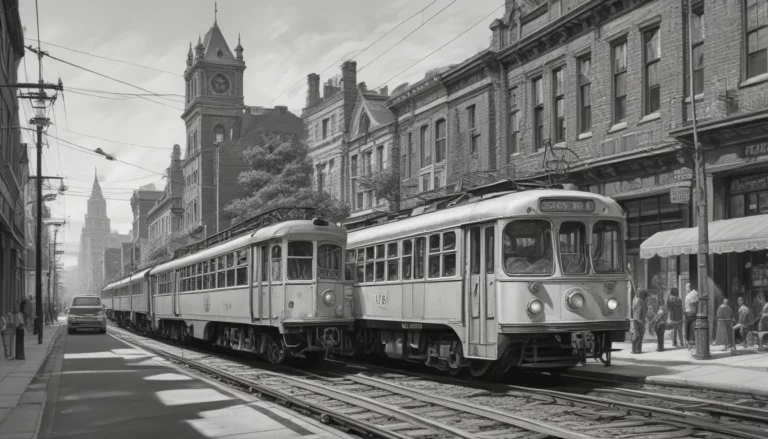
650;307;668;352
631;289;648;354
714;298;735;352
666;287;684;347
13;305;25;360
733;296;755;347
4;309;14;359
684;283;699;347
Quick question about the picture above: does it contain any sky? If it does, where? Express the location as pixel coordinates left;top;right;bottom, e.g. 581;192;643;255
17;0;505;268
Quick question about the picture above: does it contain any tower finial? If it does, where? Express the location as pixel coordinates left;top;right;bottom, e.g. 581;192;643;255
215;2;217;24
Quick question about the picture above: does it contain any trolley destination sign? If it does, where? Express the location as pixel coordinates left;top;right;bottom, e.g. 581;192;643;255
539;198;597;213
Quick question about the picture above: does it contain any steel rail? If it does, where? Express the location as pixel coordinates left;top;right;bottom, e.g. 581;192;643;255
348;374;592;439
107;330;409;439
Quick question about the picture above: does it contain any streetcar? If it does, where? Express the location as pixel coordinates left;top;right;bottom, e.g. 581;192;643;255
346;188;629;378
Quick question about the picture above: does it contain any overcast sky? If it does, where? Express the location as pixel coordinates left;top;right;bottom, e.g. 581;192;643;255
18;0;504;268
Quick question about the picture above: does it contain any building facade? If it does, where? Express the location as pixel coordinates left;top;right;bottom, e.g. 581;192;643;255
0;0;27;316
130;184;163;267
181;19;301;236
147;144;184;243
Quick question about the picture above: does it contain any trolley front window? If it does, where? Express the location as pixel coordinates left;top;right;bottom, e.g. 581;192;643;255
592;220;624;273
558;221;588;274
502;220;554;275
288;241;313;280
318;244;342;280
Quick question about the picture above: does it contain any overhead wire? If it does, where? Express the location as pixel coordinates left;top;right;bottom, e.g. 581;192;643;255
371;3;506;90
46;133;166;176
54;126;174;150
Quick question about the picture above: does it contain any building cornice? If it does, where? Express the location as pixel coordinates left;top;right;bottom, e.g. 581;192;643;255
302;92;344;119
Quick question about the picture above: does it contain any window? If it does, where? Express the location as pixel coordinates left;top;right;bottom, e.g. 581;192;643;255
427;232;457;278
508;111;519;156
592;221;624;273
434;169;443;189
643;28;661;114
420;173;431;192
611;41;628;123
578;56;592;133
402;240;413;280
363;247;374;282
271;245;282;281
350;155;358;177
558;222;587;274
226;253;236;287
533;77;544;151
414;237;425;279
406;133;412;178
359;113;370;135
549;0;561;19
213;125;225;144
435;119;446;163
485;227;495;274
386;242;399;281
747;0;768;78
552;67;565;143
317;165;325;193
345;249;356;281
365;151;373;175
287;242;313;280
72;297;100;306
420;125;430;167
690;6;704;96
235;249;248;286
470;228;481;274
322;118;329;139
467;105;479;154
374;244;385;282
502;220;553;275
376;145;384;171
318;244;342;280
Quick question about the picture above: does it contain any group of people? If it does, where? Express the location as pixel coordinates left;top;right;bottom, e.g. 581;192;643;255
0;299;29;361
632;283;768;354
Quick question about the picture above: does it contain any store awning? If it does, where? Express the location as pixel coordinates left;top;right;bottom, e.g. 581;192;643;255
640;214;768;259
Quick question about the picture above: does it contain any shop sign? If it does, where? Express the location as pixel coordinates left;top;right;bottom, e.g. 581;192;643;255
731;175;768;194
669;187;690;204
745;142;768;160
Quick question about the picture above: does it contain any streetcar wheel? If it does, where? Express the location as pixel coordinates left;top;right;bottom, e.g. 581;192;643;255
468;360;494;378
265;335;288;365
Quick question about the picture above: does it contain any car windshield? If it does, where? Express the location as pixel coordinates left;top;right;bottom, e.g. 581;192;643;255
72;297;101;306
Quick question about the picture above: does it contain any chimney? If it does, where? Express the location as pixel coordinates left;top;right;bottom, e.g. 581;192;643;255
358;82;367;92
307;73;320;107
324;81;333;99
275;105;288;115
379;86;388;96
341;61;358;130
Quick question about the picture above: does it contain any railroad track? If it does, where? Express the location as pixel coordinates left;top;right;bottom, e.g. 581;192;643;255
105;326;765;438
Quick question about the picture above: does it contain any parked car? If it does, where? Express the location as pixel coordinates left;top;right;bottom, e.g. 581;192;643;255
67;296;107;334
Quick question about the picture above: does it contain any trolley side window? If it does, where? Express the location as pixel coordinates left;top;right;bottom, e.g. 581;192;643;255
558;221;588;274
485;227;495;274
502;220;554;275
236;249;248;286
414;237;426;279
261;246;269;282
387;242;399;281
318;244;342;280
364;247;374;282
375;244;385;282
271;245;282;281
287;241;313;280
592;220;624;273
345;249;356;281
210;258;218;288
402;240;413;280
427;232;457;278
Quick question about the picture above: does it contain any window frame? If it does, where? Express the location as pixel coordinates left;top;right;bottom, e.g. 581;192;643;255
419;125;430;168
426;231;458;279
643;27;661;115
746;0;768;79
690;4;704;96
287;241;314;281
532;77;544;151
508;110;519;156
552;66;566;143
578;55;592;133
322;118;329;139
467;105;479;155
435;119;447;163
612;39;628;123
501;219;555;277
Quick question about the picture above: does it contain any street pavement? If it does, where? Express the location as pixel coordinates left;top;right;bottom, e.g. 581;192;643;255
37;328;352;439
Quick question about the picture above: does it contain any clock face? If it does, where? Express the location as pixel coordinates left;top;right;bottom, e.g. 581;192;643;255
211;74;230;94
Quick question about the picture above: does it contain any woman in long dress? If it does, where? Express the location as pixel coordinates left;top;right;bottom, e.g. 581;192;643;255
714;298;735;351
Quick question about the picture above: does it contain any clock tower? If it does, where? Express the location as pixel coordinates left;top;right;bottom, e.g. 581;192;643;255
181;16;246;234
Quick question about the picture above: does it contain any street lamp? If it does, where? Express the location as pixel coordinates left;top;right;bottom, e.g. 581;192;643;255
687;0;710;359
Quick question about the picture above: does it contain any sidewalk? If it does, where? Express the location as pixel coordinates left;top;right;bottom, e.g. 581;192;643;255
0;323;63;439
568;340;768;397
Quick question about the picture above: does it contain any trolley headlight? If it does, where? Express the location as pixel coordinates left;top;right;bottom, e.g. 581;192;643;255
606;298;619;311
322;290;336;306
566;291;585;311
527;299;544;315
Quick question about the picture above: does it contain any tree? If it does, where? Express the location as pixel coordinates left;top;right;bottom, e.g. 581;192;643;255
225;132;350;224
139;232;192;269
357;167;400;212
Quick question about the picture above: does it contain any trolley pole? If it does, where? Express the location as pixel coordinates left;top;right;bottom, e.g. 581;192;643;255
687;0;711;359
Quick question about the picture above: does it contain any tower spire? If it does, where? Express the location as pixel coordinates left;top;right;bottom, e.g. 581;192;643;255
215;2;218;24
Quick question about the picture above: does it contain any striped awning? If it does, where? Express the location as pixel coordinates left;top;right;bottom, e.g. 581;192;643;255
640;214;768;259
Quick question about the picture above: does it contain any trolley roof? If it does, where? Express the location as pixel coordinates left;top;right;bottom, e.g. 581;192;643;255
348;189;624;248
103;267;152;290
151;220;347;274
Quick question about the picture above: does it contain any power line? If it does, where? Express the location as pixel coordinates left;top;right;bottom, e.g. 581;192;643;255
55;126;174;150
266;0;440;104
26;38;180;77
47;134;166;176
61;193;132;202
68;85;185;101
372;4;506;90
358;0;456;73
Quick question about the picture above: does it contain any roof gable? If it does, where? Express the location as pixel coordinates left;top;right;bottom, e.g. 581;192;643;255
349;94;394;138
203;22;236;62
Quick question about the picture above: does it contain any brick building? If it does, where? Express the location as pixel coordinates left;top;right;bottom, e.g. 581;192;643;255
147;144;184;243
0;0;27;316
181;19;301;236
129;184;163;267
120;241;132;277
303;61;360;202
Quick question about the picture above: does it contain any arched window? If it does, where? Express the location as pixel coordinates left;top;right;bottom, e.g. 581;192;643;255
358;113;371;135
213;125;225;144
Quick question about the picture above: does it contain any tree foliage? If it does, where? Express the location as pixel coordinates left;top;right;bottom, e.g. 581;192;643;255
357;167;400;212
139;232;192;269
225;132;350;224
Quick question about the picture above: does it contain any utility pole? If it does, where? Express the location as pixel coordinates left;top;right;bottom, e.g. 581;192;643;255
46;223;64;325
687;0;710;359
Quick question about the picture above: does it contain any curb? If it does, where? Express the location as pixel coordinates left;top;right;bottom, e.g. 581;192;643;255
32;325;63;439
564;367;768;399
